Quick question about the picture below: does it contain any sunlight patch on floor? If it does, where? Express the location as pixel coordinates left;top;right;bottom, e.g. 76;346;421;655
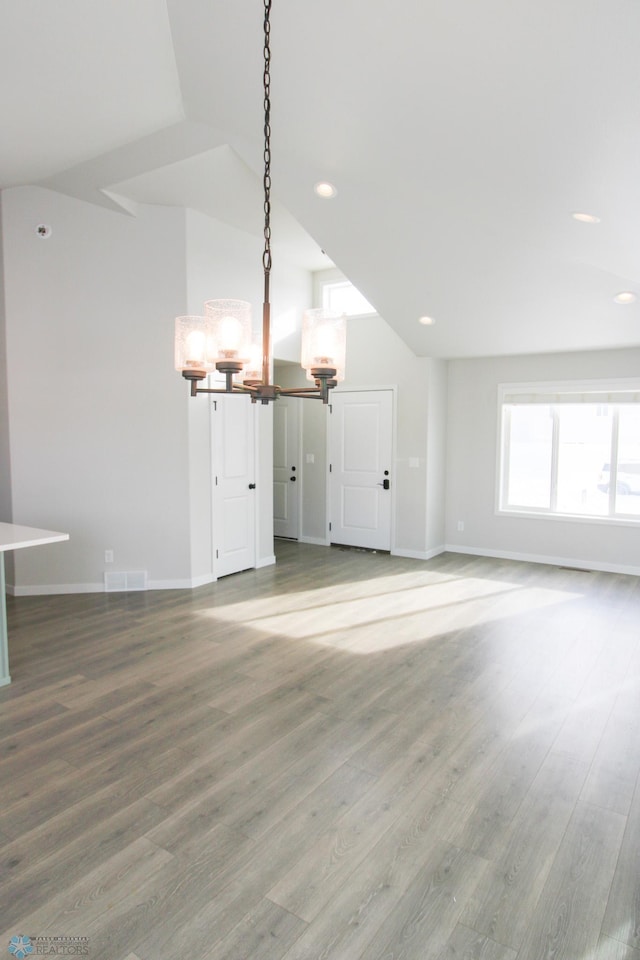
198;572;582;653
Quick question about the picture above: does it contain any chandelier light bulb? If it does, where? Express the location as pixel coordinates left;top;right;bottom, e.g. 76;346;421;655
302;308;346;383
219;315;243;355
313;322;339;363
241;341;264;382
185;329;206;364
175;316;216;375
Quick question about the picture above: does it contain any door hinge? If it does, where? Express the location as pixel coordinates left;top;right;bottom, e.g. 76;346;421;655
329;522;332;531
213;400;217;410
329;463;332;472
216;549;219;559
329;403;333;413
215;476;218;486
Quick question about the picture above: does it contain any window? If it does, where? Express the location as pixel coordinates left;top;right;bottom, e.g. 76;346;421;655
314;269;376;317
498;381;640;522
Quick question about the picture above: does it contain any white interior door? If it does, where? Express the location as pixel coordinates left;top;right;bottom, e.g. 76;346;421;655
212;395;256;577
273;397;300;539
329;389;393;550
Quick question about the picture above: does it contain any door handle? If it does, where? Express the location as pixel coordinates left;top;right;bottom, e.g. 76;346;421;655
248;483;256;490
377;478;390;490
290;476;296;482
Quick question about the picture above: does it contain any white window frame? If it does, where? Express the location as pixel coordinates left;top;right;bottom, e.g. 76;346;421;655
313;268;377;318
497;378;640;526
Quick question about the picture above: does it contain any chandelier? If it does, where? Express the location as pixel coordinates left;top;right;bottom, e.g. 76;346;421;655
174;0;346;404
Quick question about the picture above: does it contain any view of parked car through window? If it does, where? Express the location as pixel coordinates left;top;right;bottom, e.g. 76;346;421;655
597;461;640;495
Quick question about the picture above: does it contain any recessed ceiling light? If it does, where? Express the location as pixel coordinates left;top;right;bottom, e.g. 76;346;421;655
614;291;636;304
314;181;337;199
418;315;435;326
572;212;600;224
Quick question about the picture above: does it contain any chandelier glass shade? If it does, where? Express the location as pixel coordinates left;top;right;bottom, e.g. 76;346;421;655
301;308;347;384
174;0;346;405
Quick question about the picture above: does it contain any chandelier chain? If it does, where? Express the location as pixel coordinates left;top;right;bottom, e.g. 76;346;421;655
263;0;272;278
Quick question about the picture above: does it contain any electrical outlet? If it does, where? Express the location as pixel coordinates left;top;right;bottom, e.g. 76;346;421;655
105;549;114;563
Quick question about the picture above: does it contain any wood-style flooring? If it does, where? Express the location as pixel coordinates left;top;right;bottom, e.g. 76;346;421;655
1;541;640;960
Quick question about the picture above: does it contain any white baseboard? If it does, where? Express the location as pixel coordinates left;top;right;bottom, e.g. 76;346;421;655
256;555;276;569
299;536;330;546
444;544;640;578
150;575;216;590
9;575;217;596
392;546;446;561
9;582;105;596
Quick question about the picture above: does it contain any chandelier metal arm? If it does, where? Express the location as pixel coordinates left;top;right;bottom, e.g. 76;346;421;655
188;378;334;403
279;390;325;400
187;379;255;398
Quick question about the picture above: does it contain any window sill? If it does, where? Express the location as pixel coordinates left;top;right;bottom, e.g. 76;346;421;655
497;507;640;528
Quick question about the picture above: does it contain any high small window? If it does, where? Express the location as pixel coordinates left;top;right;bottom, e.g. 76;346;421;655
498;380;640;522
314;269;376;317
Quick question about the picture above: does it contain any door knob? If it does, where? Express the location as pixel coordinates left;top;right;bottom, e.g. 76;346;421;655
290;476;297;482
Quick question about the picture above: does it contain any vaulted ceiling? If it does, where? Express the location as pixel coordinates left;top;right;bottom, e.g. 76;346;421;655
2;0;639;359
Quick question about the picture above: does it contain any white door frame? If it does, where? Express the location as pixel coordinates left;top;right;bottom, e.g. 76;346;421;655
326;385;397;551
210;395;260;579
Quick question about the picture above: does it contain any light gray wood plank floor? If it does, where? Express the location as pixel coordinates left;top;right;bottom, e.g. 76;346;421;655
1;542;639;960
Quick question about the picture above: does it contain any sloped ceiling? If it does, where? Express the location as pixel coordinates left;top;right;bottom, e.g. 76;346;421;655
1;0;639;359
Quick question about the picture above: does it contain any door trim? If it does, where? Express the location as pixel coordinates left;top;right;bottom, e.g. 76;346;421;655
327;385;397;551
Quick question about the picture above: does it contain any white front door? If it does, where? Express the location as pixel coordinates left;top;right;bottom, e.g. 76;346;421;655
329;389;393;550
273;397;300;539
212;395;257;577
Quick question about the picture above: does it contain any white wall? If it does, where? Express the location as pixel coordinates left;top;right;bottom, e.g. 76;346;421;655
0;192;314;594
2;186;192;592
446;348;640;574
344;315;445;558
276;314;448;558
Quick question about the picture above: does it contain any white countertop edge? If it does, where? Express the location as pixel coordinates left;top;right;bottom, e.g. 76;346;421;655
0;522;70;553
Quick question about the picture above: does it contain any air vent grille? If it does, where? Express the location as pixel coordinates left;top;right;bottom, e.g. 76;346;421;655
104;571;148;592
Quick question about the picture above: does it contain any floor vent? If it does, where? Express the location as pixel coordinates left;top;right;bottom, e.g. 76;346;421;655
104;571;148;592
